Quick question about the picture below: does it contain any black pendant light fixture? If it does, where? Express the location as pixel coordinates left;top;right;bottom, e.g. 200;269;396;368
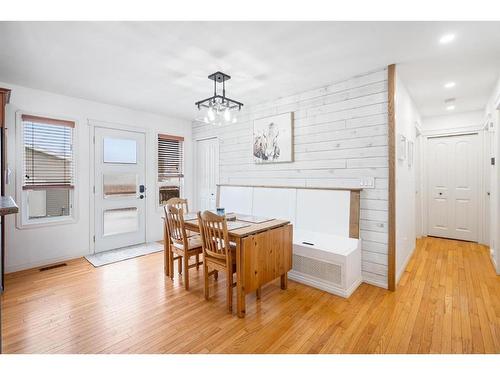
195;71;243;125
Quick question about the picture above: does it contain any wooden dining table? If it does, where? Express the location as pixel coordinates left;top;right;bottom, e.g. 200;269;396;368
178;214;293;318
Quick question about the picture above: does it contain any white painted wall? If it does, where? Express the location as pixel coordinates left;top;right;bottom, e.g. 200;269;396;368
394;69;420;282
421;110;484;134
484;76;500;274
1;81;193;272
192;68;390;289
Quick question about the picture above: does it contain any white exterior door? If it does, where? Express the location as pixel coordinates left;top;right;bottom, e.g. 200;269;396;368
427;133;479;242
196;137;219;211
94;127;146;253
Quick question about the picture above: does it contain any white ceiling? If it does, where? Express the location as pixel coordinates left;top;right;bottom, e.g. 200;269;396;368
0;21;499;119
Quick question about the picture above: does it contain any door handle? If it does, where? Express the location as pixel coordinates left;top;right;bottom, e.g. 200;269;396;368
139;194;145;199
438;192;443;196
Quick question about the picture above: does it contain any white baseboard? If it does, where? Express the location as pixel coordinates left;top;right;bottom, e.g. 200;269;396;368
289;270;362;298
362;275;388;289
490;248;498;274
5;250;90;273
396;246;416;284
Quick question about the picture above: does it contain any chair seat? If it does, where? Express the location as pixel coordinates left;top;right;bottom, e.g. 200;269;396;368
205;253;237;272
172;235;203;251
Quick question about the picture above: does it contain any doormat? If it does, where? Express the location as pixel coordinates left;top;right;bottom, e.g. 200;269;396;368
85;242;163;267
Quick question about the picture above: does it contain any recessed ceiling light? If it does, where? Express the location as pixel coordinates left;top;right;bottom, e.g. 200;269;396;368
445;98;456;111
444;82;456;89
439;34;455;44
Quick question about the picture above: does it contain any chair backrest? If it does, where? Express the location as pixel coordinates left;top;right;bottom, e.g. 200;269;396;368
197;210;230;262
164;204;187;247
166;197;189;214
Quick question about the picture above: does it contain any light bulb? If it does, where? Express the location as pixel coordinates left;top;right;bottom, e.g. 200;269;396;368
224;108;231;122
439;34;455;44
207;106;215;121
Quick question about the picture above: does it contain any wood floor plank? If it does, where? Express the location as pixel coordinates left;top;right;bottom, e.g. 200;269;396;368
1;237;499;353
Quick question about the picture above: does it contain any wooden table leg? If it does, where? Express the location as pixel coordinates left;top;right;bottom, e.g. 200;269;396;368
236;238;245;318
256;287;261;300
281;272;288;290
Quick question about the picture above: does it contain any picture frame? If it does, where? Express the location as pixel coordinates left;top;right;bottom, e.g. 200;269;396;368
253;112;294;164
408;140;414;168
397;134;407;161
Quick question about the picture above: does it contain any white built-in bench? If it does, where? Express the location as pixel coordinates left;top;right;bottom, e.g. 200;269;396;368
217;184;363;298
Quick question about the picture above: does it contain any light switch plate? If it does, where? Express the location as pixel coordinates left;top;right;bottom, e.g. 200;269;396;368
360;177;375;188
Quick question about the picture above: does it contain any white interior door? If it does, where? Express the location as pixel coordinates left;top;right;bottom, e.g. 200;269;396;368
94;127;146;253
196;137;219;211
427;133;479;242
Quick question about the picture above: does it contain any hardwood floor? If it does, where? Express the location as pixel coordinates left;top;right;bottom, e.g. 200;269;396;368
1;237;499;353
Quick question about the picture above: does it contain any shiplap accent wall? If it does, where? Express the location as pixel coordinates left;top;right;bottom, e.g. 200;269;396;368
192;68;389;288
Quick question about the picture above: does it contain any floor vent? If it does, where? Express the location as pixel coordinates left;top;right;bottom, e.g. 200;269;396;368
39;263;67;272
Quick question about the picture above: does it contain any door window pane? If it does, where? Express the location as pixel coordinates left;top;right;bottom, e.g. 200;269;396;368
27;188;71;219
103;174;137;198
103;207;139;236
103;138;137;164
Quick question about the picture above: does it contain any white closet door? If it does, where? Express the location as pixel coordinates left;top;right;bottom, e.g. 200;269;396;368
196;137;219;211
427;134;478;242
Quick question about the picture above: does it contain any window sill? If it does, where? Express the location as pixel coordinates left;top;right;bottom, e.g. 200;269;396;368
16;216;77;230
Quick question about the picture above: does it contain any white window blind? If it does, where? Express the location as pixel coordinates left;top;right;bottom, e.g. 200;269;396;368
158;134;184;182
22;114;74;189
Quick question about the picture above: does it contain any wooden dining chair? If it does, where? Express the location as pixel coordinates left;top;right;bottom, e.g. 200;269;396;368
164;197;199;275
166;197;189;213
197;210;237;313
164;204;203;290
166;197;196;240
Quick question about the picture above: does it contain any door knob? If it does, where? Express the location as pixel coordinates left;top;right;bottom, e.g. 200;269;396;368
139;194;145;199
439;192;443;196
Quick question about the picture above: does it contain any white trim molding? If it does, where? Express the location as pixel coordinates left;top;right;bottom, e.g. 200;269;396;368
14;109;80;230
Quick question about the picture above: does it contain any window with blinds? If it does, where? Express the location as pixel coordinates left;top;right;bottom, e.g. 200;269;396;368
22;114;75;220
158;134;184;181
158;134;184;206
23;115;74;189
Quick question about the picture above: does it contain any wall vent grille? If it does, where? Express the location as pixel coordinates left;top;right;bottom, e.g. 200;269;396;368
293;254;342;285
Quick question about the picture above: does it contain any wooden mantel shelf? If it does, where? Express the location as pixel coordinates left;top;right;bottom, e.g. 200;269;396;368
217;183;363;192
0;196;18;216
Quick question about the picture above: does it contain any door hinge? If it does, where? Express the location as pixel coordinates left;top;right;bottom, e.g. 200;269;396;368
93;186;95;194
93;136;95;144
93;235;95;243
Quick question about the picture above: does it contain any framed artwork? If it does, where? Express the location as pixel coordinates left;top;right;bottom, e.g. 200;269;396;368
397;134;407;161
408;140;414;168
253;112;293;163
